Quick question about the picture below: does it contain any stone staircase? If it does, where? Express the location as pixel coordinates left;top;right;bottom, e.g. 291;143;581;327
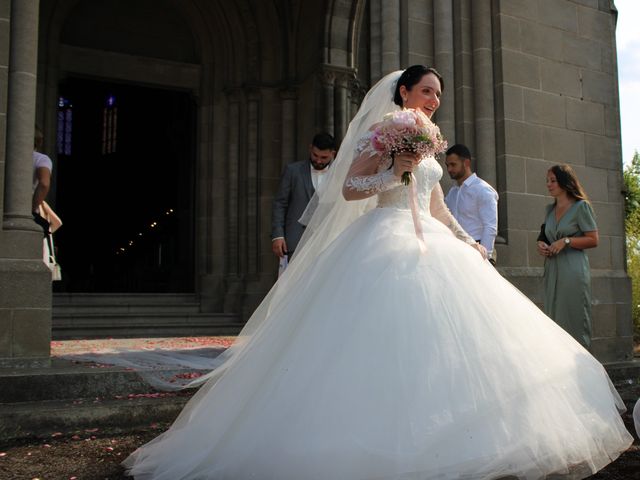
52;293;243;339
0;359;197;442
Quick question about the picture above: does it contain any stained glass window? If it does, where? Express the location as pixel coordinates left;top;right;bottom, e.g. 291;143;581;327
56;97;72;156
102;95;118;155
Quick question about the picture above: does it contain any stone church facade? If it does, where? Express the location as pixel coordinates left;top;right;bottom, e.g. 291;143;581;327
0;0;632;367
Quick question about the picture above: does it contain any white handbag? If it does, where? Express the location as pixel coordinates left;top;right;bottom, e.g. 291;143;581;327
43;234;62;281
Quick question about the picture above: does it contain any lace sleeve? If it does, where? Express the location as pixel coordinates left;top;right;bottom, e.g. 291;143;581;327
430;183;475;244
342;131;402;201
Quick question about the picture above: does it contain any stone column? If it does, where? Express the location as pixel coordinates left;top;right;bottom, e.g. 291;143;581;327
471;0;497;186
369;0;382;82
349;78;366;121
3;0;40;232
433;0;455;143
246;89;260;275
226;90;241;276
381;0;400;74
0;0;51;368
334;72;351;143
280;89;297;171
320;68;335;136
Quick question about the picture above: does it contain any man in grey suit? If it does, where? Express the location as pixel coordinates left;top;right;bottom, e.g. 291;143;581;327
272;132;336;259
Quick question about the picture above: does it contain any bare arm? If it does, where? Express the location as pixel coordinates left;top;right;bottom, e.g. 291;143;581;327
32;167;51;212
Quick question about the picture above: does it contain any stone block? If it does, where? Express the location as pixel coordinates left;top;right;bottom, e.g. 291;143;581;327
592;274;631;305
520;20;563;61
590;336;633;363
504;155;526;193
0;66;6;114
407;19;430;55
503;270;545;304
500;84;523;120
538;0;578;32
591;303;617;337
586;235;610;269
12;309;50;358
0;309;11;356
581;69;615;105
609;235;625;270
0;0;9;19
504;192;550;230
570;0;598;7
408;0;432;23
0;114;5;163
524;158;554;195
566;98;604;135
601;43;615;74
0;19;8;67
407;53;430;67
495;229;529;268
497;14;520;51
607;170;624;204
604;104;620;138
584;134;620;169
540;60;581;98
500;50;540;89
577;5;613;44
573;165;608;202
499;0;537;21
0;269;51;310
523;90;565;128
542;127;584;165
562;34;601;70
616;302;633;337
591;202;623;236
504;120;543;158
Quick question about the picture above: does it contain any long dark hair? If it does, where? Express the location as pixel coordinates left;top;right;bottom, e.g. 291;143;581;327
549;164;590;204
393;65;444;107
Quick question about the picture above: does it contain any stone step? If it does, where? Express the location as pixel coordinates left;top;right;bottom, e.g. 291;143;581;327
53;293;200;305
0;365;162;403
54;302;202;314
53;293;202;314
52;312;243;339
0;395;191;442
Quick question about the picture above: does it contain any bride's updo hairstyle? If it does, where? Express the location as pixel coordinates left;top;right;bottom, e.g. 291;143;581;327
393;65;444;107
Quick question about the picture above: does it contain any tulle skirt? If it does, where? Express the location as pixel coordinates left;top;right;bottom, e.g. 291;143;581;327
124;207;632;479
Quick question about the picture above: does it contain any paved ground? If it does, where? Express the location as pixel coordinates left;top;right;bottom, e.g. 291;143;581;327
0;337;636;479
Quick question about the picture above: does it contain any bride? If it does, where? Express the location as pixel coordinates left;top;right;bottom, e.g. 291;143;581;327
123;66;632;480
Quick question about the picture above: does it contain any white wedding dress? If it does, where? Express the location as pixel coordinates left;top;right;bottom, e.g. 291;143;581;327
124;155;632;480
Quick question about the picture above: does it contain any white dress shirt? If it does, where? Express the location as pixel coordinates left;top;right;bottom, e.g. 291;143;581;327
445;173;498;254
311;165;330;191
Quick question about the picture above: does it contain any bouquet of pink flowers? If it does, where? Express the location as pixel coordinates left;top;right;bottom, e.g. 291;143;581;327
370;108;447;185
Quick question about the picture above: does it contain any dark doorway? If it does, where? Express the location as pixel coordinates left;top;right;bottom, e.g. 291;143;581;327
54;78;195;293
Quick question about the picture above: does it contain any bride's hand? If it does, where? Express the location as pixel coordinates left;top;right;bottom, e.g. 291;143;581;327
471;243;488;260
393;152;417;177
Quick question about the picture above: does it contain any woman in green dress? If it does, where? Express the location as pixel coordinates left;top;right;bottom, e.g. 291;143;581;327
537;164;599;349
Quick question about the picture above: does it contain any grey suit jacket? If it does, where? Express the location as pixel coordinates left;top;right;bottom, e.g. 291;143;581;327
271;160;314;254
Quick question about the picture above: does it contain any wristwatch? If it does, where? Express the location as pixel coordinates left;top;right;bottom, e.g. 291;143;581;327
564;237;571;246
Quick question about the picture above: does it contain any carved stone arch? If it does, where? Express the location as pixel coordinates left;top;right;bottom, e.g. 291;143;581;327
318;0;367;139
323;0;367;68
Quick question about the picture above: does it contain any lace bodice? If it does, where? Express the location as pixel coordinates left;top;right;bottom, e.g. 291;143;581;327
376;156;443;214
